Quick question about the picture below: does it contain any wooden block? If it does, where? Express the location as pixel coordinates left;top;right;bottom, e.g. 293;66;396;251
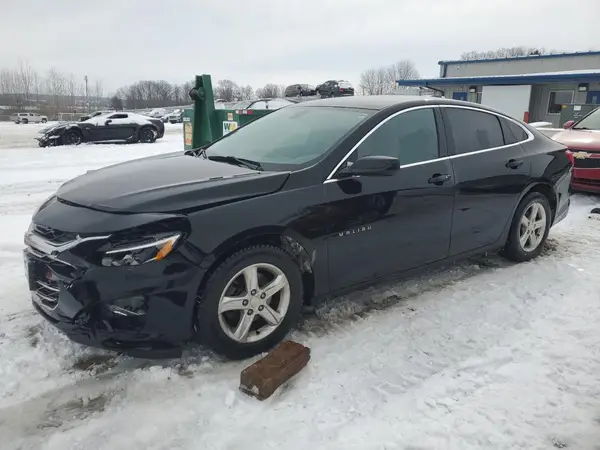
239;340;310;400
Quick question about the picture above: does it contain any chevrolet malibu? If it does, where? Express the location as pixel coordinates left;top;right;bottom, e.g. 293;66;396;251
24;96;572;359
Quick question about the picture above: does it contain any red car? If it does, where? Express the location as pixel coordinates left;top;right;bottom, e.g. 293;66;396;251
553;107;600;193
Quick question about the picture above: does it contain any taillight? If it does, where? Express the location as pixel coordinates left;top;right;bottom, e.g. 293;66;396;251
565;150;575;166
339;87;343;92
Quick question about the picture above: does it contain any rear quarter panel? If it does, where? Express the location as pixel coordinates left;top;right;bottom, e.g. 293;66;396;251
521;127;571;223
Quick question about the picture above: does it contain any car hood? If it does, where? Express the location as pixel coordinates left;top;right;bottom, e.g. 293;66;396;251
552;129;600;151
39;123;71;134
56;152;290;213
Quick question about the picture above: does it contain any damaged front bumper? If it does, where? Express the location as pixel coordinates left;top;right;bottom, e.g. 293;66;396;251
36;134;61;147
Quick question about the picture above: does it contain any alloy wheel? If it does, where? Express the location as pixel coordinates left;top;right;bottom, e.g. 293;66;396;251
217;263;290;344
66;132;81;145
519;201;547;252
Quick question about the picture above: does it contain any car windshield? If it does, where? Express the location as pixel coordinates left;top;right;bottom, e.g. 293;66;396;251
204;106;372;170
573;107;600;130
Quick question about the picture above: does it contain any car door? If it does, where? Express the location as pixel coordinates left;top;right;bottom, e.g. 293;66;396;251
99;113;137;141
441;105;532;256
324;106;455;291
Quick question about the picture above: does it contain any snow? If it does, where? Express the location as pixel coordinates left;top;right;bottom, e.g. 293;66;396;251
84;112;156;126
1;121;600;449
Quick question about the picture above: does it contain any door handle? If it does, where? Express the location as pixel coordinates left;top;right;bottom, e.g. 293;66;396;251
428;173;452;185
505;159;524;169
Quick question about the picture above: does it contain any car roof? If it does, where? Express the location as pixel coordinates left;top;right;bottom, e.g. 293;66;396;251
292;95;516;115
293;95;442;110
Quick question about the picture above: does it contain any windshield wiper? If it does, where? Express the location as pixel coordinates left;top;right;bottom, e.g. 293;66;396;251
184;147;207;157
207;155;263;171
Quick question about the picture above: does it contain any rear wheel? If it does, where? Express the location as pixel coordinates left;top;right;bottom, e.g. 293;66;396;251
64;130;82;146
195;245;303;359
502;192;551;262
41;118;47;123
139;126;156;143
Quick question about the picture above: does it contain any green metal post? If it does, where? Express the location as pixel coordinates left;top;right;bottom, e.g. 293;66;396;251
188;74;217;148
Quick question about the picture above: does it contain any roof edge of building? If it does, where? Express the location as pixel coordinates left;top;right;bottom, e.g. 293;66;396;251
437;50;600;66
397;70;600;87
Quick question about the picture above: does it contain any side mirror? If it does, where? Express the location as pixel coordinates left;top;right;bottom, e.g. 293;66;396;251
563;120;575;129
339;156;400;177
104;119;112;126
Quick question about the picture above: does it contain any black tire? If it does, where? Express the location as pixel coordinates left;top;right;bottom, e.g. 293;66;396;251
22;119;28;124
139;126;156;143
195;245;304;360
41;118;47;123
64;130;82;146
502;192;551;262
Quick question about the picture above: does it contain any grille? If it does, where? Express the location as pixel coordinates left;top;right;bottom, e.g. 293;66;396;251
573;157;600;169
34;279;59;310
573;177;600;186
32;224;78;245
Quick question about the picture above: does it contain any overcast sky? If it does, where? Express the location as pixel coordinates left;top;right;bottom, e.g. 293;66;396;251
1;0;599;94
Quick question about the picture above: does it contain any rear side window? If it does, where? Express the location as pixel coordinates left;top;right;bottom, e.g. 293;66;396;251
444;108;504;155
499;117;529;145
356;108;439;165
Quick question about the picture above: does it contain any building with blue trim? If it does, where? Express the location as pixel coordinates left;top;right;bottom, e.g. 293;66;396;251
397;51;600;126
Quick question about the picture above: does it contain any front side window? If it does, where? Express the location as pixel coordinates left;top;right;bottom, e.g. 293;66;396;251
108;113;128;119
444;108;504;155
356;108;439;166
572;107;600;131
547;90;573;114
205;106;373;170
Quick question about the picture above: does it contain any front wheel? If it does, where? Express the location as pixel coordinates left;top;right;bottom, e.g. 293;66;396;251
195;245;303;359
502;192;551;262
64;130;82;146
21;119;28;124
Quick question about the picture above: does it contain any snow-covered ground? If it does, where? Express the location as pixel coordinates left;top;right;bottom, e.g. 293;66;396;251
0;121;599;450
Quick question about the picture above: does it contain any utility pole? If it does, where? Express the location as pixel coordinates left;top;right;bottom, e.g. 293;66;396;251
84;75;89;113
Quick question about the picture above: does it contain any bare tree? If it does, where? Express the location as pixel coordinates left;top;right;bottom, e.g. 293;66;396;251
92;80;104;108
239;85;254;100
110;95;124;110
0;69;17;95
359;68;382;95
18;60;36;101
214;79;240;102
182;81;194;103
256;83;279;98
172;84;183;105
46;68;67;115
359;59;420;95
66;74;77;111
460;46;557;60
32;70;42;103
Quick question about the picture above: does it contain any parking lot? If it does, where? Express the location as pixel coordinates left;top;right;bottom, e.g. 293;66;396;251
1;122;599;449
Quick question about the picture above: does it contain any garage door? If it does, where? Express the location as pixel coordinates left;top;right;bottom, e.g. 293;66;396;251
480;85;532;121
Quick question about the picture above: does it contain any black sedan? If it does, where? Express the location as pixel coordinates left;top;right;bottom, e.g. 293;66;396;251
36;112;165;147
284;84;317;97
24;96;572;359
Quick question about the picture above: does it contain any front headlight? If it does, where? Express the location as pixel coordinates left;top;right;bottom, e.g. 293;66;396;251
101;233;181;267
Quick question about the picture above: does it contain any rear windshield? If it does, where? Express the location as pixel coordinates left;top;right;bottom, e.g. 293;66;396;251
204;106;372;170
339;82;353;88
